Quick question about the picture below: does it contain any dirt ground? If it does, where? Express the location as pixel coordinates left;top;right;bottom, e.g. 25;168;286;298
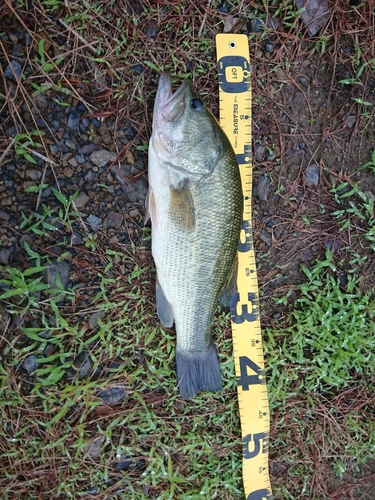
1;0;375;498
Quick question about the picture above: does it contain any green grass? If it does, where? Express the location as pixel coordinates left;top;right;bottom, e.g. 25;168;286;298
263;186;375;497
1;292;244;499
2;0;375;498
267;248;375;396
0;202;243;499
2;180;375;499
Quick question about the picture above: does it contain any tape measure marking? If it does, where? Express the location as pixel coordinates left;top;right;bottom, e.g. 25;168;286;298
216;34;273;500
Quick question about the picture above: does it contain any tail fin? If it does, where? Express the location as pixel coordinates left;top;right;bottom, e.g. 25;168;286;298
176;345;222;399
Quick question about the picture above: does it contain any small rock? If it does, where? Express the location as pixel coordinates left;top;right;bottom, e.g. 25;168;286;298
9;32;18;44
223;16;241;33
95;386;128;405
266;17;280;30
0;306;10;330
84;435;105;458
43;260;71;291
86;214;102;231
90;149;116;168
25;168;42;181
65;139;77;150
114;457;146;472
292;91;303;107
266;217;279;228
132;65;143;75
31;93;48;109
4;60;22;82
345;116;356;128
274;67;288;82
85;170;97;183
88;311;106;329
70;230;83;246
255;144;265;162
23;354;39;373
144;23;157;37
258;175;270;201
114;458;133;471
68;157;78;167
304;163;319;186
251;18;264;33
0;210;10;220
79;144;98;155
67;108;80;130
128;208;140;218
72;351;92;379
84;487;99;496
41;186;52;198
75;155;85;164
49;245;62;258
74;192;90;209
1;197;12;206
324;239;339;251
111;164;148;204
339;274;347;286
259;230;272;246
62;151;73;162
0;248;10;265
295;0;330;36
125;126;135;138
103;211;124;229
63;167;74;178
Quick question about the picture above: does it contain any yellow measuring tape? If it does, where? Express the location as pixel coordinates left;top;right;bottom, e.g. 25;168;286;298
216;34;273;500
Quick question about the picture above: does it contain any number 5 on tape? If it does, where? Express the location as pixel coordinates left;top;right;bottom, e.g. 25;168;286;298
216;34;273;500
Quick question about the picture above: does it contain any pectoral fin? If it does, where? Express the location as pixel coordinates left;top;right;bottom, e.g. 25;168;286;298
145;188;157;227
156;279;174;327
169;179;195;232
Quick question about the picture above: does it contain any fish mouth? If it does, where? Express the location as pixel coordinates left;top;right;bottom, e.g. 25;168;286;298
154;72;190;123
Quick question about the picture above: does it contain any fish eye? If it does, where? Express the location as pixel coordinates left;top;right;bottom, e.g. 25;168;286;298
190;98;204;112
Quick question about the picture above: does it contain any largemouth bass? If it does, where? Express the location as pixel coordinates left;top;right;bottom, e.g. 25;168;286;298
147;72;243;399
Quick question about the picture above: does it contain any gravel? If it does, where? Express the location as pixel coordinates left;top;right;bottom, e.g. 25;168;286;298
67;108;80;130
90;149;117;167
304;163;320;186
103;211;124;229
43;260;71;291
86;214;103;231
23;354;39;373
4;60;22;81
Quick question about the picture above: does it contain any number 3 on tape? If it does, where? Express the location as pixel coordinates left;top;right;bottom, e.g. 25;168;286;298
216;34;273;500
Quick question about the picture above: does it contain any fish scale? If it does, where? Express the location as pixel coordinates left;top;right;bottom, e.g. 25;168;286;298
148;72;243;399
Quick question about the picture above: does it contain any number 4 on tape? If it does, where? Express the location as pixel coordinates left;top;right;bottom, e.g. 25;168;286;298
216;34;273;500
